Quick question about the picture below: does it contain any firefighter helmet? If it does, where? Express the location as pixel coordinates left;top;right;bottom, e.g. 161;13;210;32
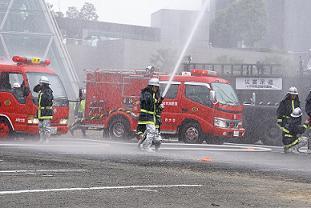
12;82;20;88
288;86;298;95
148;78;160;87
291;107;303;118
39;76;50;85
146;65;154;70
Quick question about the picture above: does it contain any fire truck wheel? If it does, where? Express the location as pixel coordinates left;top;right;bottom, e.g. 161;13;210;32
0;118;11;138
108;118;130;140
181;122;203;144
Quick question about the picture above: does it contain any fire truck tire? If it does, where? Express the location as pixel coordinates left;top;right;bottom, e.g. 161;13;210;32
108;117;130;140
0;118;12;138
180;122;203;144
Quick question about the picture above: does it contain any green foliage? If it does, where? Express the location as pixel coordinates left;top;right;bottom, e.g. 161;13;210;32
66;2;98;21
79;2;99;21
66;6;80;19
210;0;267;48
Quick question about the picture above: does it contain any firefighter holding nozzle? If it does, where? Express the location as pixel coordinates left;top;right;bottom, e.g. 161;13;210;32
136;77;164;152
281;107;310;153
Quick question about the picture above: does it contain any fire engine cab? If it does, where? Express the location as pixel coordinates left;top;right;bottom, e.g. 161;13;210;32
0;56;69;138
83;68;245;144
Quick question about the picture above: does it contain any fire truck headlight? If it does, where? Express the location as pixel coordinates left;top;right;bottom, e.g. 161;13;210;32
59;119;68;125
214;118;227;128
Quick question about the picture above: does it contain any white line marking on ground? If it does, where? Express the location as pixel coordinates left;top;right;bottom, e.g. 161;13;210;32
160;147;271;152
0;184;202;195
0;169;85;174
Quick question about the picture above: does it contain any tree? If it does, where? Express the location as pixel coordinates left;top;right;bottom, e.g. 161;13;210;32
66;6;80;19
47;3;64;18
210;0;267;48
79;2;99;21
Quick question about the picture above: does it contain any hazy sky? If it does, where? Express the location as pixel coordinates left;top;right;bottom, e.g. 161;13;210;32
46;0;204;26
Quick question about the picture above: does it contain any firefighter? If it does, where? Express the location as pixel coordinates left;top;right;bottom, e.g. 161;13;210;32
12;82;25;103
137;77;163;152
70;89;86;137
282;107;310;153
277;86;300;134
305;90;311;123
34;76;54;143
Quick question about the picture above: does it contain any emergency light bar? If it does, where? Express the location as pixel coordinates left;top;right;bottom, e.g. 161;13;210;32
12;56;51;66
191;69;217;77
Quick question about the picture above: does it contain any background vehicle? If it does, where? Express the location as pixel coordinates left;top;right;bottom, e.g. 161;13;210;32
83;68;245;144
0;56;69;138
183;62;311;145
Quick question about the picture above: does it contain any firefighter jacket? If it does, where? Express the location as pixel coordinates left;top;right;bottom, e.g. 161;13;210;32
37;86;53;120
138;86;160;125
306;91;311;117
77;99;86;118
276;95;300;131
282;116;308;146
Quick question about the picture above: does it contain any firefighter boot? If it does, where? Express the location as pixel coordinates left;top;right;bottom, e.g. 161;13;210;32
137;134;145;150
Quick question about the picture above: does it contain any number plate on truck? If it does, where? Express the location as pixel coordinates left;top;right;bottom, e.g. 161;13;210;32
233;131;239;137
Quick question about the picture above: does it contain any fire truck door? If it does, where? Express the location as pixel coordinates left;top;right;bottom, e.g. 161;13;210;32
181;83;214;130
159;83;181;133
0;72;28;130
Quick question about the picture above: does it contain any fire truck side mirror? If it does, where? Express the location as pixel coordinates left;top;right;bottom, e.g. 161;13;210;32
210;90;217;104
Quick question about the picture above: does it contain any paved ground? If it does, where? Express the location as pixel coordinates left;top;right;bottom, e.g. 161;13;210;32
0;137;311;208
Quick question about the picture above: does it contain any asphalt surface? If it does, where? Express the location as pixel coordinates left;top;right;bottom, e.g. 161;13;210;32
0;137;311;208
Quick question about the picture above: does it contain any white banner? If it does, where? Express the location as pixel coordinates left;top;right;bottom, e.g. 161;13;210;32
236;77;282;90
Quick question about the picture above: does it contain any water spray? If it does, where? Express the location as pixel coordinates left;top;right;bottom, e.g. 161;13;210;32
162;0;209;97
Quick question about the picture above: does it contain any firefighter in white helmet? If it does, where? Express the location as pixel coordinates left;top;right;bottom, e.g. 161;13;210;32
282;107;310;153
34;76;54;142
276;86;300;134
136;77;164;152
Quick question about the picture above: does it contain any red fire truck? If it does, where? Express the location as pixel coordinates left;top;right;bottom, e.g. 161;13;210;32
0;56;69;138
83;68;245;144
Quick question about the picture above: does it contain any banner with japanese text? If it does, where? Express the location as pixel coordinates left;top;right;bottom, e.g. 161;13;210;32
236;77;282;90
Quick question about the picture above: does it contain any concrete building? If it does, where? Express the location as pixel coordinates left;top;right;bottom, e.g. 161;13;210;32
56;9;211;75
151;9;209;48
210;0;311;52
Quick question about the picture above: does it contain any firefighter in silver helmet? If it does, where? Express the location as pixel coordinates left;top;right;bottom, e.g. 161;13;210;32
136;77;163;152
282;107;310;153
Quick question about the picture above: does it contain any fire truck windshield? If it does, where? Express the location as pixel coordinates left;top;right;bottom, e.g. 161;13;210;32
211;83;239;106
26;72;67;99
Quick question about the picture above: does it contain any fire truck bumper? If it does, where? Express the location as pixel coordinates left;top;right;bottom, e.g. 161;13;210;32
214;128;245;138
25;125;68;135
